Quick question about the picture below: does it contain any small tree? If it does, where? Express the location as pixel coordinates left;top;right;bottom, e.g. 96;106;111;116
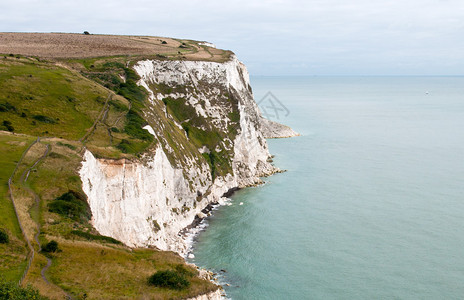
42;240;58;253
0;229;9;244
83;31;90;35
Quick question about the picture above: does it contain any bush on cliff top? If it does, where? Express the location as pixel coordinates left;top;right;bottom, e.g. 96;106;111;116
148;269;191;290
41;240;59;253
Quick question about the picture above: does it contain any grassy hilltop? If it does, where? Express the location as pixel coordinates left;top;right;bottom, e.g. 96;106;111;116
0;32;226;299
0;32;232;61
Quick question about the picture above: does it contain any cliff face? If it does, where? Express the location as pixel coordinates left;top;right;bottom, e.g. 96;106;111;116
80;55;287;254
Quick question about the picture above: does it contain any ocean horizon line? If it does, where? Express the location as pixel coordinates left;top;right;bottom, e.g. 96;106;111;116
251;74;464;78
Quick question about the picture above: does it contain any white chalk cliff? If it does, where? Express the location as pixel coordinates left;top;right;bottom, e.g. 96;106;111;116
80;55;294;255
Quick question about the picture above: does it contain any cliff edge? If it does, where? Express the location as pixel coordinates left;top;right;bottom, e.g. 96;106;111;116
80;54;295;254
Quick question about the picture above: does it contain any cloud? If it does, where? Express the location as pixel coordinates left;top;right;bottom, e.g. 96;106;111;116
1;0;463;75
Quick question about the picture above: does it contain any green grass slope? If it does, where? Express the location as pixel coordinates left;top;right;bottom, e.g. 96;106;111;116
0;133;34;281
0;58;106;139
0;53;219;299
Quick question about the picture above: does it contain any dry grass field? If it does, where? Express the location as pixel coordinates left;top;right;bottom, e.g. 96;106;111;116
0;32;231;62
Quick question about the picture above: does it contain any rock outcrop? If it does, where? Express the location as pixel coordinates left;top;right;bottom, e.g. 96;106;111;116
260;117;299;138
186;289;223;300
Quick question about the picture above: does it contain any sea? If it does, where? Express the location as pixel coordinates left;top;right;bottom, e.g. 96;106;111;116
188;76;464;299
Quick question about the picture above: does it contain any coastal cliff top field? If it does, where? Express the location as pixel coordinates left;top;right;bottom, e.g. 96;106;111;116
0;32;223;299
0;32;231;62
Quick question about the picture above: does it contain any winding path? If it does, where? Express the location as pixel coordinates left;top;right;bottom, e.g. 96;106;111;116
107;100;132;145
8;137;39;284
22;144;51;281
24;144;72;299
79;92;112;144
9;139;71;298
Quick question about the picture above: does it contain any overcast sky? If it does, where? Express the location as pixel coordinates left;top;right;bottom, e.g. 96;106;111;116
2;0;464;75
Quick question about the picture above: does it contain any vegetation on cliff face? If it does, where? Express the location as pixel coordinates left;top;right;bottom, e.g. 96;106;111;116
149;79;241;181
0;46;221;299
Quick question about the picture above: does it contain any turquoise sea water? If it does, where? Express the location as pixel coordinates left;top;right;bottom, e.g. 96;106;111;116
190;77;464;299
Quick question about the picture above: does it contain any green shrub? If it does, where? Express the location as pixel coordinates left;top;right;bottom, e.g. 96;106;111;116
117;68;147;105
48;151;65;159
0;279;49;299
117;139;136;153
86;73;121;90
33;115;57;124
48;191;91;222
42;240;58;253
0;102;17;112
2;120;14;132
102;61;125;69
148;270;190;290
116;138;151;154
201;150;231;180
0;229;9;244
